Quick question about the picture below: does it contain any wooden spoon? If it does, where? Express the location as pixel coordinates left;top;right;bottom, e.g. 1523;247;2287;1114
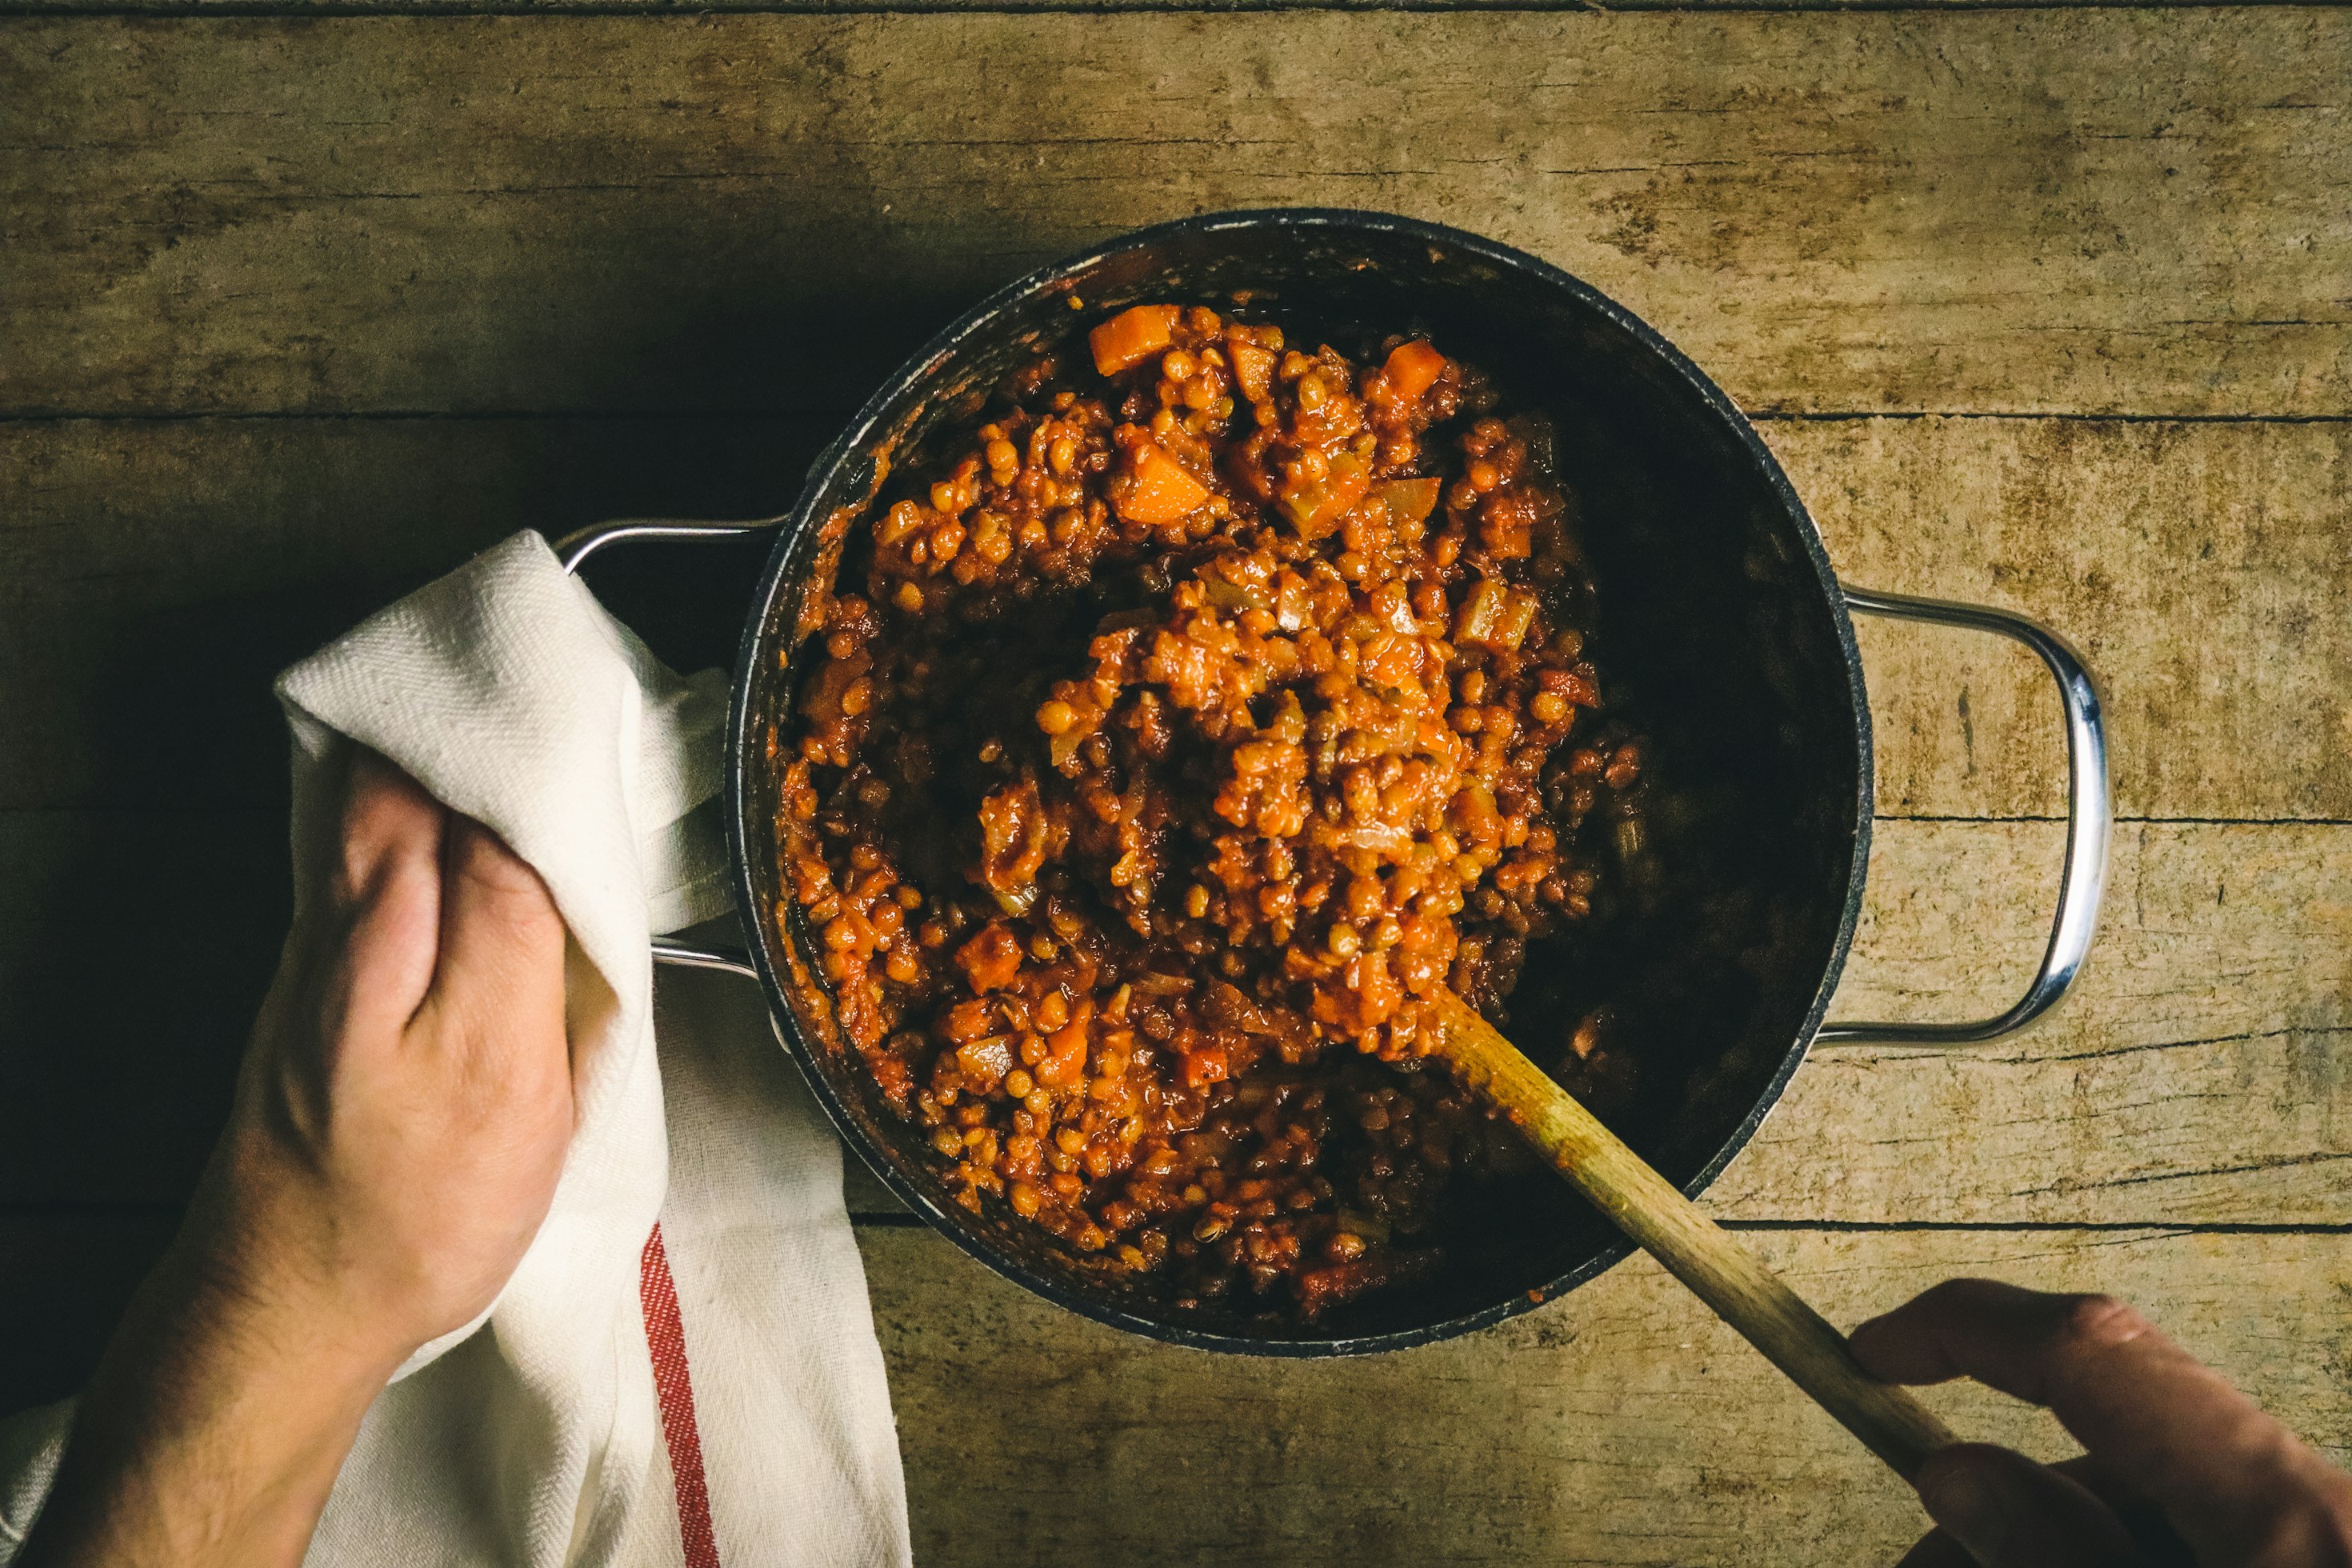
1426;988;1957;1479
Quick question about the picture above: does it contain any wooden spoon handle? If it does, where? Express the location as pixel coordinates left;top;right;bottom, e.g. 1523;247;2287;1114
1429;990;1956;1479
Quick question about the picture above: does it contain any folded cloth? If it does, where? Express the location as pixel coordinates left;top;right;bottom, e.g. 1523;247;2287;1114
0;530;910;1568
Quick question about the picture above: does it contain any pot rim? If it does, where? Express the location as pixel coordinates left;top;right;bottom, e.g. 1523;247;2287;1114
722;206;1874;1356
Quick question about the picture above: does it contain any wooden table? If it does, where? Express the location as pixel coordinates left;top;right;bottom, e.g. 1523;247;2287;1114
5;6;2348;1561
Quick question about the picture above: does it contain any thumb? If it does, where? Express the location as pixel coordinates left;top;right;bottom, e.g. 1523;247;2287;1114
1917;1445;2146;1568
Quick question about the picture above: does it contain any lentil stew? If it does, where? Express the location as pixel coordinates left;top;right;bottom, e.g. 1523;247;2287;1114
778;302;1666;1322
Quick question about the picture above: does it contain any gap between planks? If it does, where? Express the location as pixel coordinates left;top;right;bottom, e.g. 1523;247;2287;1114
4;0;2342;16
10;13;2344;422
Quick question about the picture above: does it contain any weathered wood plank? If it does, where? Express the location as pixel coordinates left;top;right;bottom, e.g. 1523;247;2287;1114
1726;818;2352;1226
3;0;2343;1546
10;810;2350;1226
6;415;2346;820
0;417;823;814
3;11;2346;418
10;1214;2342;1556
2;0;2319;14
1781;415;2352;826
862;1222;2352;1568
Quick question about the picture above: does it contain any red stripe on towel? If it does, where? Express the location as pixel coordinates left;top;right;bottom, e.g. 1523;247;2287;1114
642;1224;722;1568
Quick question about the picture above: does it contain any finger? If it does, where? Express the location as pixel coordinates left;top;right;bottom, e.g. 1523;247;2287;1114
2049;1454;2192;1561
326;749;446;1034
1914;1444;2144;1568
426;815;566;1048
330;749;446;917
1852;1280;2346;1561
2047;1452;2144;1510
2047;1461;2199;1568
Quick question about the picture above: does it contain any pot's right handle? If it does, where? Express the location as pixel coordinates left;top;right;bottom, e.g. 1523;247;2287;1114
1817;588;2111;1045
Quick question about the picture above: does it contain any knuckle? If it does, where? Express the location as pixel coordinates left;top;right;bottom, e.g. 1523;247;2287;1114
327;852;366;910
334;776;444;909
2053;1292;2145;1353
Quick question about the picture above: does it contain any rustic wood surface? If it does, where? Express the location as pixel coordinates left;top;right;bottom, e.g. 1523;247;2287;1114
6;14;2349;421
4;5;2348;1562
866;1225;2352;1566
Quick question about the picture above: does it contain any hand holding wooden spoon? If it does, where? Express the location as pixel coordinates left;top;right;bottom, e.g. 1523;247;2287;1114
1426;987;1957;1478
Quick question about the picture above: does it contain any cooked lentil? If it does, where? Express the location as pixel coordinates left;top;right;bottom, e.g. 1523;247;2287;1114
778;303;1650;1319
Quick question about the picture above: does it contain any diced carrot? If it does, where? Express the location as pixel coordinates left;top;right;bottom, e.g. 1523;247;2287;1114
1382;339;1448;401
1181;1042;1230;1089
1036;1018;1091;1086
1374;477;1442;529
954;922;1023;992
1090;305;1182;375
1113;438;1210;524
1481;508;1533;560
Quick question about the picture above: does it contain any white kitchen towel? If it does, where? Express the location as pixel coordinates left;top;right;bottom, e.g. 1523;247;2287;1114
0;530;910;1568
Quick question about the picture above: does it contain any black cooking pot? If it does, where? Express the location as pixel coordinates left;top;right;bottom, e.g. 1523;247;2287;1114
560;210;2109;1356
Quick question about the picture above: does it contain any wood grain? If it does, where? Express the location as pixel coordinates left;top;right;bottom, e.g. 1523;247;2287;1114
3;11;2347;419
1727;818;2352;1226
6;4;2349;1553
12;1211;2342;1560
861;1222;2352;1568
3;0;2320;14
0;417;823;814
1776;416;2352;826
0;811;282;1206
6;415;2346;821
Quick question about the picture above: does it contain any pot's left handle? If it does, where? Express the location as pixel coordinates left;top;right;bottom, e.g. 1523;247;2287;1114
653;936;758;978
1818;587;2112;1045
554;514;784;574
558;514;779;979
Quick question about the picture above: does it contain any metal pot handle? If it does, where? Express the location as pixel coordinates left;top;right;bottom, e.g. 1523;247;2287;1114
1818;587;2111;1045
558;515;778;978
554;514;785;574
651;935;758;978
